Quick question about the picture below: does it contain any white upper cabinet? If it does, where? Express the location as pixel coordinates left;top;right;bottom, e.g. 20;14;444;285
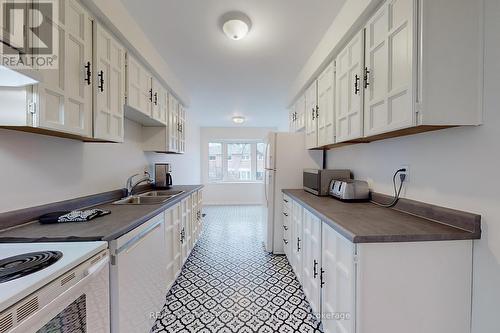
151;77;167;125
125;53;151;118
295;94;306;132
293;0;483;148
93;22;125;142
335;30;365;143
305;80;318;149
167;93;180;152
317;62;335;146
363;0;415;137
177;103;186;154
36;0;93;137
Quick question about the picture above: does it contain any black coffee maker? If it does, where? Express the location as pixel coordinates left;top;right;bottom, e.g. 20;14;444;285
154;163;173;189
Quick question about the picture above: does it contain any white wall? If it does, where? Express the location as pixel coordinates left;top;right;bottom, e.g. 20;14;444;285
0;120;149;212
326;1;499;331
200;127;276;205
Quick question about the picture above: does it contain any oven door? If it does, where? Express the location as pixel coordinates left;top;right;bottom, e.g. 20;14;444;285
11;255;110;333
303;169;320;195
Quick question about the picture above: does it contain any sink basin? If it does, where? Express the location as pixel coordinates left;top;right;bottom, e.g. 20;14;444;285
112;196;171;205
139;190;185;198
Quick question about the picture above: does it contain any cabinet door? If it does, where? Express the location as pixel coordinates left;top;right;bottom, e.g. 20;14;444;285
321;222;356;333
126;54;151;116
165;204;181;289
167;93;179;152
335;30;364;143
151;77;167;124
305;80;318;149
180;197;191;263
296;94;306;131
37;0;92;137
317;62;335;146
282;198;291;258
178;104;186;154
302;209;322;316
93;22;125;142
292;200;303;282
191;192;198;244
364;0;415;136
289;106;296;132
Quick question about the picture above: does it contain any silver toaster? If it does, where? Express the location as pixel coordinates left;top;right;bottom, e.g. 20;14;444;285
329;179;370;201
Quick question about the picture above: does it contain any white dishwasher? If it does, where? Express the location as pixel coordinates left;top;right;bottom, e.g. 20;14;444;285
109;213;167;333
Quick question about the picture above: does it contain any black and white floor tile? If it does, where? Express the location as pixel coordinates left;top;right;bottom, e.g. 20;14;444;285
151;205;323;333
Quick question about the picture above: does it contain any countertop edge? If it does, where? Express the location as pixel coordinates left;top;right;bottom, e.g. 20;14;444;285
282;189;480;243
0;185;204;243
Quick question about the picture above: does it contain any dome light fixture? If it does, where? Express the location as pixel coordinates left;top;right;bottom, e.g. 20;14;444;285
232;116;246;124
220;11;252;41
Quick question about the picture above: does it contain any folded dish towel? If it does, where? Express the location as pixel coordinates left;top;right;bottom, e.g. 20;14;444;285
39;209;111;224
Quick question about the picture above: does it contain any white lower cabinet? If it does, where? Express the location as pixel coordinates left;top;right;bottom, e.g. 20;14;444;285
291;200;303;282
302;209;322;316
321;220;356;333
165;203;182;289
284;194;474;333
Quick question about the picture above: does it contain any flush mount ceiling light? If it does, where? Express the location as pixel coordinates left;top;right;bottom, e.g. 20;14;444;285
232;116;246;124
220;11;252;41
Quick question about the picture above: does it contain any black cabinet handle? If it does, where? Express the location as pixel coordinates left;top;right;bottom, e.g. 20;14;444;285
354;74;360;95
297;237;301;252
84;61;91;85
283;225;288;231
98;70;104;92
283;212;288;217
154;92;158;105
320;268;325;287
312;108;315;120
316;105;319;118
283;239;288;245
284;199;289;203
313;260;318;278
364;67;370;89
149;89;153;102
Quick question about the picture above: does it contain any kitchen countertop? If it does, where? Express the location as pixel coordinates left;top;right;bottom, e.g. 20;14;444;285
283;189;481;243
0;185;203;242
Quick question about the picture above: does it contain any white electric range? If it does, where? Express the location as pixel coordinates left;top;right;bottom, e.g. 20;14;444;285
0;242;110;333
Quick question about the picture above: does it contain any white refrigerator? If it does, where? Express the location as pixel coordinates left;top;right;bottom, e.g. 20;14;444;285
264;132;322;254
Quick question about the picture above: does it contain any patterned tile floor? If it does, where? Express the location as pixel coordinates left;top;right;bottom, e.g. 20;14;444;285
151;205;323;333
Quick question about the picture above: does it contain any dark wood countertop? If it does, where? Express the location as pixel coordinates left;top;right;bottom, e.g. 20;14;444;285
0;185;203;242
283;189;481;243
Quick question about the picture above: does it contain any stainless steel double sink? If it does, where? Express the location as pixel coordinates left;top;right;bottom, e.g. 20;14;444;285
113;190;185;205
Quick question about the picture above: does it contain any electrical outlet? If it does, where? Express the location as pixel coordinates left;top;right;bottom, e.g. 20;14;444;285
399;165;410;183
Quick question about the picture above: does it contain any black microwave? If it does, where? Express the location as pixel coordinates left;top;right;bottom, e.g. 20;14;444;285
303;169;351;196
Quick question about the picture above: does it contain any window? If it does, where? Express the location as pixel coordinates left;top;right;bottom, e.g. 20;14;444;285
208;141;265;183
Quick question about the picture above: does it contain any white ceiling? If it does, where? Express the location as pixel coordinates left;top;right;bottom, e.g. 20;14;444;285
119;0;346;129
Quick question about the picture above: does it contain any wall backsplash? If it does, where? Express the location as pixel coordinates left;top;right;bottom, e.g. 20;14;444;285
0;119;148;212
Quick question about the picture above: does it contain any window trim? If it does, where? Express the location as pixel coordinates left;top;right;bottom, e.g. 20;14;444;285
208;141;265;184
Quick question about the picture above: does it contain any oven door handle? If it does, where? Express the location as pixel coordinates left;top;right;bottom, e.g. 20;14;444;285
11;256;109;333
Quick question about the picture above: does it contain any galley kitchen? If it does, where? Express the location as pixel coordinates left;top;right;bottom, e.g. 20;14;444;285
0;0;497;333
